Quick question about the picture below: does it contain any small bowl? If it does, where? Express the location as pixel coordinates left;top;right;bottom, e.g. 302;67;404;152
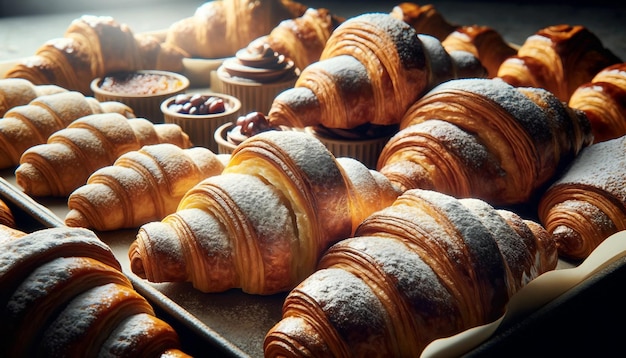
91;70;190;123
162;93;241;153
214;122;239;154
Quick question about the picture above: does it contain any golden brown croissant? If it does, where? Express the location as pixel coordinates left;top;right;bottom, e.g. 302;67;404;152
389;2;457;41
378;78;593;206
3;15;188;95
568;62;626;143
0;226;189;357
128;130;400;295
0;78;66;117
268;13;487;130
496;24;622;102
0;199;15;229
538;136;626;260
442;24;518;78
0;224;24;244
0;90;135;169
164;0;307;59
254;8;344;71
15;113;191;197
264;188;558;357
65;143;225;231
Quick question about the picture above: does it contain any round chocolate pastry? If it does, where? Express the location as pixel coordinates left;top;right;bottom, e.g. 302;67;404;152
221;39;299;83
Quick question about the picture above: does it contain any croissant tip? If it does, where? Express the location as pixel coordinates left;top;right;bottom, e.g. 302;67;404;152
15;163;51;196
64;209;90;229
128;242;147;279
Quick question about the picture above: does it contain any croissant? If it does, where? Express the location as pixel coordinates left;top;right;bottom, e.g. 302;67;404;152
568;62;626;143
496;24;622;102
377;78;593;206
0;78;67;117
164;0;307;59
389;2;458;41
254;8;344;71
264;188;558;357
538;135;626;260
3;15;189;95
0;90;135;169
128;130;400;295
0;224;25;244
15;113;191;197
65;143;226;231
268;13;486;130
0;226;190;357
442;24;518;78
0;199;16;229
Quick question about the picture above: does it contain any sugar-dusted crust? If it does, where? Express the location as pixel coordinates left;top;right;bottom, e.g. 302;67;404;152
265;189;557;356
380;78;592;205
129;130;399;294
539;136;626;259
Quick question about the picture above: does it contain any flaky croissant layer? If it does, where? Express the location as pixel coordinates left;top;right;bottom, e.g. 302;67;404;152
539;135;626;260
378;78;593;206
0;90;135;169
264;189;558;357
15;113;191;197
128;130;400;295
65;143;225;231
0;227;190;357
268;13;486;131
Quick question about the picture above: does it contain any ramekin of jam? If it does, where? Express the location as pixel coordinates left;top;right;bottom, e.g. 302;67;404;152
161;92;241;152
91;70;190;123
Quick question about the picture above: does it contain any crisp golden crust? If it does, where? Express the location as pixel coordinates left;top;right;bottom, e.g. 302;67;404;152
268;13;483;131
0;227;187;356
389;2;457;41
265;189;557;357
65;144;224;231
129;130;399;294
379;78;592;206
497;24;621;102
0;90;135;170
15;114;191;197
164;0;307;59
538;136;626;260
569;62;626;143
261;8;344;71
442;25;517;78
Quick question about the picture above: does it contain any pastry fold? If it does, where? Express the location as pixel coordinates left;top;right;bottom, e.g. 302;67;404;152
0;78;66;117
255;8;344;71
568;62;626;143
496;24;621;101
389;2;457;41
268;13;486;130
378;78;593;205
128;131;400;295
0;227;189;356
164;0;307;59
15;113;191;197
4;15;189;95
442;25;518;78
264;189;557;357
0;90;135;169
538;136;626;260
65;143;225;231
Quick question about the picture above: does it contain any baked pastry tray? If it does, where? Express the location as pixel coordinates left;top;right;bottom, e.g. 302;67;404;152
3;169;626;357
